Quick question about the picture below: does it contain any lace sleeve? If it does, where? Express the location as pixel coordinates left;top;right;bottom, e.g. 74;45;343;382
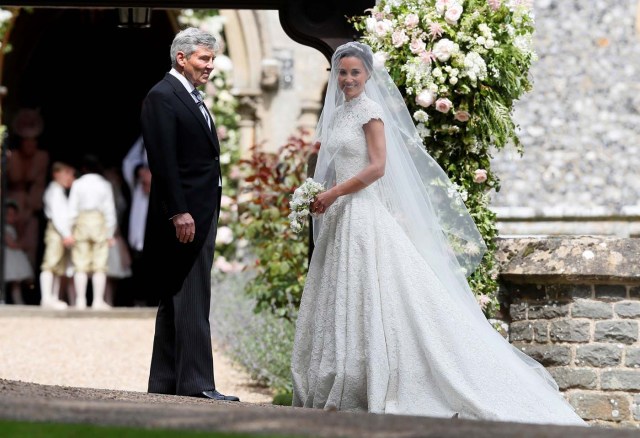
357;99;384;126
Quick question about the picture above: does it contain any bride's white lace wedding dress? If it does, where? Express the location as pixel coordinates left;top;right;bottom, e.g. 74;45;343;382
291;93;585;426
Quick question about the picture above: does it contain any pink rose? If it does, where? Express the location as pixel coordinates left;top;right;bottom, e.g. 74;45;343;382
435;97;453;113
473;169;488;184
454;111;470;122
391;30;409;48
410;39;426;54
404;13;420;29
415;90;436;108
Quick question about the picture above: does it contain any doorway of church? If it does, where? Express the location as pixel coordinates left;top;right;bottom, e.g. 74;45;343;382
2;8;178;306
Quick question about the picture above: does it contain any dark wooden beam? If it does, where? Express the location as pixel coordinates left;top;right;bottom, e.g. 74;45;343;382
0;0;285;7
279;0;374;62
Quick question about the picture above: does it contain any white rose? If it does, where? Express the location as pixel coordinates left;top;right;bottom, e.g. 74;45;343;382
415;90;436;107
220;195;233;208
375;19;392;37
216;226;234;245
404;13;420;29
373;51;388;68
449;77;458;85
445;3;463;24
435;97;453;113
391;30;409;48
433;38;457;62
432;67;443;78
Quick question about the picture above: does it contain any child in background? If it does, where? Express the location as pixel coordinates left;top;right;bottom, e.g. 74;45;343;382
40;161;76;309
4;200;34;304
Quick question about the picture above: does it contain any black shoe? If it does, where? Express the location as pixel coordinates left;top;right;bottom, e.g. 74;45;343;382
193;389;240;402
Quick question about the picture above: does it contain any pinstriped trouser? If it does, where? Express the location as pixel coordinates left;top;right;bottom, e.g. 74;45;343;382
147;215;217;396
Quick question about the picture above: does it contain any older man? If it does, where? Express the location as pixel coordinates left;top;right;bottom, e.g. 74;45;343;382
141;27;237;401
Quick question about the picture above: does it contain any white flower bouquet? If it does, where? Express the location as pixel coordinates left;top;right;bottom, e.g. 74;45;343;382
289;178;325;233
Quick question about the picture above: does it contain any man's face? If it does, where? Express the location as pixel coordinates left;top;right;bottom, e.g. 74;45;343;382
177;46;215;87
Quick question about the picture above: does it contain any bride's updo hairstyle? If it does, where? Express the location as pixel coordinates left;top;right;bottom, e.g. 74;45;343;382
334;42;374;74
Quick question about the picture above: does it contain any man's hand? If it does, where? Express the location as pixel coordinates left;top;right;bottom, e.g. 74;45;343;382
139;167;152;194
62;236;75;248
172;213;195;243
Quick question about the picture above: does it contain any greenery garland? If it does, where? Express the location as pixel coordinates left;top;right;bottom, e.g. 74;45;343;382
179;10;244;274
352;0;536;315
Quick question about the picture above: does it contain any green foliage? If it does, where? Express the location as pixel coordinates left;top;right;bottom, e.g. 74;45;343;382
0;420;293;438
210;272;296;393
352;0;537;314
237;134;318;320
272;391;294;406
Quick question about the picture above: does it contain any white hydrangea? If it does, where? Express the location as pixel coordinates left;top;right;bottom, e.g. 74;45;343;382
463;52;487;82
413;110;429;123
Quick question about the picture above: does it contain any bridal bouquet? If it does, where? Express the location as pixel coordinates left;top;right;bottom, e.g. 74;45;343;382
289;178;325;233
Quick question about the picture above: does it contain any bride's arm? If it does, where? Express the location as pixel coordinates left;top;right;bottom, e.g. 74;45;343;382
312;119;386;214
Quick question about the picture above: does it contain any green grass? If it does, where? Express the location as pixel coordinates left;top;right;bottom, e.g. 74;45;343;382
0;420;297;438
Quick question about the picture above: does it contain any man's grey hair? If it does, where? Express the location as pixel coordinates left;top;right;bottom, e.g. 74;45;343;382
170;27;217;68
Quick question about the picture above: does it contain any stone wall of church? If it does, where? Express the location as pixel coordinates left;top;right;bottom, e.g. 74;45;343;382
491;0;640;236
499;236;640;427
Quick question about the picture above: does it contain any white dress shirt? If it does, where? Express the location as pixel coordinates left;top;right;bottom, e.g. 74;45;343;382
43;181;72;238
68;173;117;238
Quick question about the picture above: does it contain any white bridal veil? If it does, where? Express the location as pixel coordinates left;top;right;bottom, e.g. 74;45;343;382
311;41;560;391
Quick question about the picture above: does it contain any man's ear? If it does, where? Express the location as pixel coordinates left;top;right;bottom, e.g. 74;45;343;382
176;51;186;67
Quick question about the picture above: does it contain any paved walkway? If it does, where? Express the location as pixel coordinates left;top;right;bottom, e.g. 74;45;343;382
0;306;636;437
0;306;273;403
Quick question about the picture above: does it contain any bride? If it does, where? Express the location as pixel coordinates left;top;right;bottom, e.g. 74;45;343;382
290;42;585;426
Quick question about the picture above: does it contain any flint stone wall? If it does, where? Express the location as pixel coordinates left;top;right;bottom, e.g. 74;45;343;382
498;236;640;427
491;0;640;236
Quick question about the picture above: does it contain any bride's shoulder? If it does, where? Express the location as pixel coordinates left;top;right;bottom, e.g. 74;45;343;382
361;96;384;122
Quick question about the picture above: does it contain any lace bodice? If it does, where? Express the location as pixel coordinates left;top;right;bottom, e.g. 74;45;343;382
326;93;383;184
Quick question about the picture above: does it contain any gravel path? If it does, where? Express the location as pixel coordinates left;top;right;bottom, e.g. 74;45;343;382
0;312;273;404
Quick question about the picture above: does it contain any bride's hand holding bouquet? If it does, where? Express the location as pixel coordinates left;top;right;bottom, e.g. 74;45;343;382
289;178;326;233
